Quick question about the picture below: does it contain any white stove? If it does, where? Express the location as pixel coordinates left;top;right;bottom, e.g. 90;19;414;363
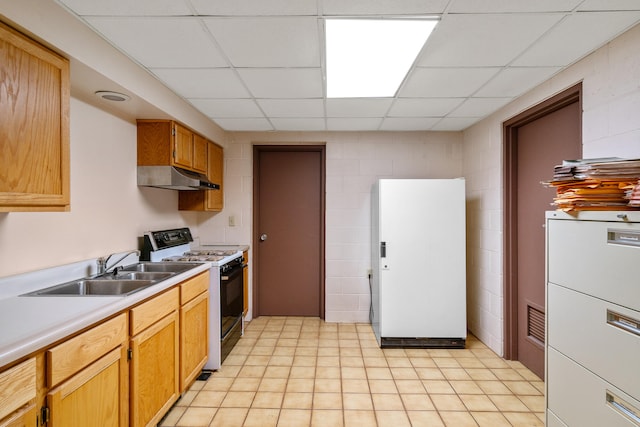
142;228;245;370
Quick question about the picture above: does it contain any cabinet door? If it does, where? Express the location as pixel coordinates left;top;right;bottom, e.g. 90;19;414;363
130;311;179;427
0;357;36;426
0;22;70;212
172;123;194;170
180;291;209;390
192;134;208;174
206;143;224;211
48;346;128;427
0;404;36;427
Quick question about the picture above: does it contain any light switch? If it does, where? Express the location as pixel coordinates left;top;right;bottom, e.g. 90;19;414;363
229;215;236;226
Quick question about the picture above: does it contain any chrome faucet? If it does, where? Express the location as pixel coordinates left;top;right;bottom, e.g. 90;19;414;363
97;250;140;275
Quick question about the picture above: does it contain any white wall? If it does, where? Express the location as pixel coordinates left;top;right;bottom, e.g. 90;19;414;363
463;23;640;355
199;131;463;322
0;97;197;277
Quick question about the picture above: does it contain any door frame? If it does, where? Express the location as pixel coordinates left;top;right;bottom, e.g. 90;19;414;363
252;144;326;319
503;83;582;359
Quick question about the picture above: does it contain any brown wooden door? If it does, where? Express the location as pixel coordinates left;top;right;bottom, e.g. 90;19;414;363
254;147;324;317
505;85;582;379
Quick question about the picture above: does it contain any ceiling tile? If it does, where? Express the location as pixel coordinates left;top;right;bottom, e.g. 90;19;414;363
257;99;324;117
322;0;449;15
151;68;250;98
449;98;513;117
379;117;440;131
327;118;383;131
191;0;318;15
213;118;273;131
578;0;640;11
326;99;393;117
388;98;463;117
475;67;561;97
85;17;228;68
448;0;582;13
237;68;323;98
513;11;640;66
57;0;193;16
400;67;500;98
203;17;320;67
189;99;264;118
418;14;563;67
271;118;326;131
431;117;480;131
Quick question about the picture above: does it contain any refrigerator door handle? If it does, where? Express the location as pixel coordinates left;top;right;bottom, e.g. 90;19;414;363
380;242;386;258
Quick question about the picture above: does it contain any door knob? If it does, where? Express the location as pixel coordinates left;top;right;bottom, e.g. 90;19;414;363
260;233;268;241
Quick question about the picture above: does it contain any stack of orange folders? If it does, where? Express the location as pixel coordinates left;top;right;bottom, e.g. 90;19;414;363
543;158;640;211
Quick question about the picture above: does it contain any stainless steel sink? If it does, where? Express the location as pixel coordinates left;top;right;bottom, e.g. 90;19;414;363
22;262;201;297
24;279;154;296
119;262;201;273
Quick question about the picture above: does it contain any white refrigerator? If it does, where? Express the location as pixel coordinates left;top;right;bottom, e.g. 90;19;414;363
371;178;467;348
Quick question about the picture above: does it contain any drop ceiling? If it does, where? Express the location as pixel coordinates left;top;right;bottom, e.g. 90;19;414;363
55;0;640;132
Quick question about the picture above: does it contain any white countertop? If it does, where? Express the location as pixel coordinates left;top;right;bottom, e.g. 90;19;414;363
0;262;210;368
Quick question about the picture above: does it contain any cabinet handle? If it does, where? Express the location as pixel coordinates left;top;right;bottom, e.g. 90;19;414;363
606;390;640;425
607;310;640;337
607;229;640;247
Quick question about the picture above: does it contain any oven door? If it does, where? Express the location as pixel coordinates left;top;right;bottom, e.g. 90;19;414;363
220;261;244;338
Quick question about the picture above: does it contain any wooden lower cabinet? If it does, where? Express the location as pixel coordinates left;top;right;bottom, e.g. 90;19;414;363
47;346;127;427
0;357;37;427
0;405;36;427
130;288;180;427
46;313;128;427
180;273;209;391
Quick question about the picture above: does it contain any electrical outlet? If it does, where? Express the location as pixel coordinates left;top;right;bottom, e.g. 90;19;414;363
367;269;372;276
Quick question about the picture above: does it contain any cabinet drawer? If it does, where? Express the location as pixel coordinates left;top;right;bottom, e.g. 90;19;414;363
547;410;568;427
547;219;640;309
180;271;209;305
0;357;36;420
548;348;640;426
131;287;179;336
548;283;640;399
47;313;127;387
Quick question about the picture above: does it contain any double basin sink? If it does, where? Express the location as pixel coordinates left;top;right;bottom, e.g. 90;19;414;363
23;263;200;297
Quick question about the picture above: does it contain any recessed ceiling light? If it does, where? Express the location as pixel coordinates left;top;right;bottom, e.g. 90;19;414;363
95;90;130;102
325;18;438;98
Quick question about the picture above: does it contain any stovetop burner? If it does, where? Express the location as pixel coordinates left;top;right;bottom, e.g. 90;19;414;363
185;250;238;256
164;255;225;262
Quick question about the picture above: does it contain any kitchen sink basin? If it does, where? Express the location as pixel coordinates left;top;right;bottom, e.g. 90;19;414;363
24;279;154;296
119;262;201;273
22;262;201;297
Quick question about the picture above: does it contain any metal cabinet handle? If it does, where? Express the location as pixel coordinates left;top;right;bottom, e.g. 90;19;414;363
606;391;640;425
607;310;640;337
608;229;640;247
260;234;268;241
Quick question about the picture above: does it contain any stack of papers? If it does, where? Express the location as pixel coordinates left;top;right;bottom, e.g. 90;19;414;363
543;158;640;211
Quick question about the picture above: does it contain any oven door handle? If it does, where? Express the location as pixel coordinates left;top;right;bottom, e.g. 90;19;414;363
221;266;243;282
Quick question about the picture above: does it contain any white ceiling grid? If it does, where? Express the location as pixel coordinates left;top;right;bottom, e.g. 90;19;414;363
55;0;640;131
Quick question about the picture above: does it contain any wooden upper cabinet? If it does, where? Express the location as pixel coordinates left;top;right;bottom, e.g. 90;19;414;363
137;120;207;174
0;21;70;212
192;133;208;174
178;141;224;212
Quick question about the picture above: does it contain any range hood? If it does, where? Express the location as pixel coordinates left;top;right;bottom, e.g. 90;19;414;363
137;166;220;191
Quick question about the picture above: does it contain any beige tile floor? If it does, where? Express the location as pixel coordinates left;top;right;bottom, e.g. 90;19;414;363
160;317;545;427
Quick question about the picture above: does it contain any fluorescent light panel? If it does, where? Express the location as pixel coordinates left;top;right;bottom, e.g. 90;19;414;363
326;18;438;98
